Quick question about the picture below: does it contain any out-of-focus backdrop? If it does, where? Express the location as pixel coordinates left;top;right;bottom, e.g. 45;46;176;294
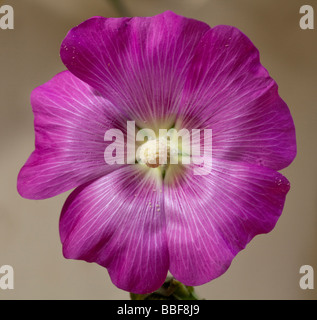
0;0;316;300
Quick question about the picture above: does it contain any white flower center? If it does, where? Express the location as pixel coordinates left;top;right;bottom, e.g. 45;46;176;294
138;137;178;168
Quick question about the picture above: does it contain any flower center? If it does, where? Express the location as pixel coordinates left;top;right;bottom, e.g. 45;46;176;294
137;137;178;168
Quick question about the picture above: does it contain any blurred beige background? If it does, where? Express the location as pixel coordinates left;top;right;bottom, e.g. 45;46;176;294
0;0;316;300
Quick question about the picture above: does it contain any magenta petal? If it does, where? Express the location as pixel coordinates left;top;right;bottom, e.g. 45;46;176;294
18;71;125;199
60;166;168;294
180;25;296;171
164;159;290;286
60;11;210;127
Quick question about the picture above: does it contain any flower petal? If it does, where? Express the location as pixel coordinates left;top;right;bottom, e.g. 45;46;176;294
60;11;210;129
178;25;296;170
18;71;125;199
164;159;290;286
59;166;168;294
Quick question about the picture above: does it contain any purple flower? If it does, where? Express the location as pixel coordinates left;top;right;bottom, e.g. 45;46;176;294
17;11;296;294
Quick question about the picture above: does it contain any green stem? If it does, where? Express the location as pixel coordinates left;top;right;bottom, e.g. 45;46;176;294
130;276;203;300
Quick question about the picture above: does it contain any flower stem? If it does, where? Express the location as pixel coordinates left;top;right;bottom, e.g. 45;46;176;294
130;276;203;300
